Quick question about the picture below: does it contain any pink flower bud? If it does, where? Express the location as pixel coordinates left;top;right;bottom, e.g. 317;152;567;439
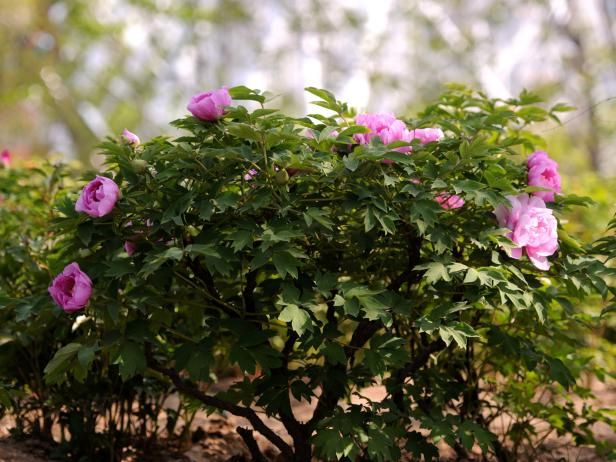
121;129;140;146
124;241;136;256
187;87;232;121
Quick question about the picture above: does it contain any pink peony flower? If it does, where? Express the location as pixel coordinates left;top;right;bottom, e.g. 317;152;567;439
527;150;551;169
48;262;93;313
1;149;11;168
121;128;140;146
527;150;561;202
124;241;136;256
354;113;414;163
379;120;414;152
353;112;398;145
435;193;465;210
494;194;558;270
75;176;120;218
410;128;444;144
187;87;232;121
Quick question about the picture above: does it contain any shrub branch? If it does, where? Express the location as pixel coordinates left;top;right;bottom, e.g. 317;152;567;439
146;354;294;459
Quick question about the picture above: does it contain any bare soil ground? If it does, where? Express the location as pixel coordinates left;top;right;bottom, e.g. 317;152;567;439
0;378;614;461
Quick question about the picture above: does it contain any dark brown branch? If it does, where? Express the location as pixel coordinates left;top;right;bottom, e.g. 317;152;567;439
392;339;447;412
186;259;243;319
307;318;383;428
399;338;447;378
237;427;267;462
242;270;258;315
344;319;382;362
326;290;338;325
146;356;293;459
282;330;298;360
188;259;222;299
269;330;307;447
388;226;422;292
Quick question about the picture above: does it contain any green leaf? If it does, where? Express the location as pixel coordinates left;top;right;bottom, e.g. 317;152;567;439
550;102;576;113
77;345;97;369
161;191;194;224
448;262;468;273
105;259;135;277
343;154;360;171
226;123;261;143
364;206;376;232
322;342;346;365
118;341;147;380
546;357;575;389
228;85;265;103
76;221;94;246
417;262;451;284
186;244;220;258
344;286;383;298
338;125;369;137
406;431;439;461
272;251;300;279
464;268;479;283
227;230;253;252
139;247;184;277
305;87;336;105
278;304;311;335
44;343;82;384
358;295;389;321
439;323;480;349
303;208;334;230
459;421;496;453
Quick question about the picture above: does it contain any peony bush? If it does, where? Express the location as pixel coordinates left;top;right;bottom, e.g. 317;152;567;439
0;163;186;460
43;85;615;461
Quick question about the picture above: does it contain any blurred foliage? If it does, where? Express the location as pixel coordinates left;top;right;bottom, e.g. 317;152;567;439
2;0;616;176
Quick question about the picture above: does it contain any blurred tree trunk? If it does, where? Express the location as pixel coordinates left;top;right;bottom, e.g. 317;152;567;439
558;0;601;172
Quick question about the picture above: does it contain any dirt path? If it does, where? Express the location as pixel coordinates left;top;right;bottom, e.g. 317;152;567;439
0;379;613;461
0;439;47;462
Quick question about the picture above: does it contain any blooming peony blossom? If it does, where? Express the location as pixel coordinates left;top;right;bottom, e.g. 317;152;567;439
354;113;414;163
379;120;414;152
494;194;558;270
75;176;120;218
48;262;93;312
1;149;11;168
187;87;232;121
411;128;444;144
435;193;465;210
124;241;136;256
527;150;561;202
121;128;140;146
353;113;398;145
